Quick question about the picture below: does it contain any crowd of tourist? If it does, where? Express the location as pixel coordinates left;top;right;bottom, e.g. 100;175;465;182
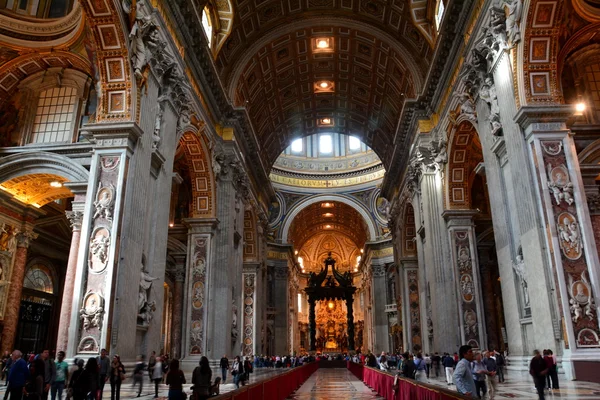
0;346;561;400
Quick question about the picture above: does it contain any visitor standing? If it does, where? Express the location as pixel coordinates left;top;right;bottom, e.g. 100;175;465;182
39;350;55;400
51;352;68;400
401;353;416;379
8;350;29;400
165;359;185;400
67;360;85;400
242;357;253;384
442;353;455;385
108;355;125;400
96;350;109;400
219;356;229;383
231;356;244;389
471;352;488;399
148;352;156;382
84;358;99;400
529;350;547;400
414;353;427;382
192;357;212;400
24;359;45;400
453;345;475;397
132;356;145;398
432;353;441;378
483;351;497;400
151;357;163;398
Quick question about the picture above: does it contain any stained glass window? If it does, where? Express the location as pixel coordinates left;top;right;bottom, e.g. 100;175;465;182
23;264;54;294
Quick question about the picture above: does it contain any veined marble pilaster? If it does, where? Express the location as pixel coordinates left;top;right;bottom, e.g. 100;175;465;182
272;260;289;355
371;263;387;352
518;106;600;379
182;218;216;359
399;261;420;353
242;263;259;356
443;210;487;350
68;122;141;359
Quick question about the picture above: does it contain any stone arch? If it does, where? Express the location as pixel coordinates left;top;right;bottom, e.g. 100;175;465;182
210;0;234;56
520;0;565;105
243;209;257;262
445;120;484;209
0;151;89;183
77;0;134;122
409;0;437;47
280;194;377;243
24;257;60;295
178;131;215;218
167;237;187;254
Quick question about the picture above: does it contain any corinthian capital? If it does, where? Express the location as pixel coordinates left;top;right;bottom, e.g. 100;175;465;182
16;230;38;249
66;210;84;231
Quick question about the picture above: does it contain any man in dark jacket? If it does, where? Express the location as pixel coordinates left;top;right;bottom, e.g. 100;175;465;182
401;353;416;379
220;355;229;383
529;350;548;400
8;350;29;400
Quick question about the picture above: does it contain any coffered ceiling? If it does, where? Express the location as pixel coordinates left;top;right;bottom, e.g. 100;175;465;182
288;200;368;250
215;0;435;168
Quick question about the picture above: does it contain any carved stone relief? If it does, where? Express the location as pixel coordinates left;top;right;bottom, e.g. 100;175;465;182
189;237;208;354
80;292;104;331
89;227;110;273
454;231;480;348
547;164;574;206
243;273;255;356
93;183;115;221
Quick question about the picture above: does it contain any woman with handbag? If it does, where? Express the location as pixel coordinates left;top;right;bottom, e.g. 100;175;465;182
109;355;126;400
191;357;211;400
231;357;244;389
165;359;186;400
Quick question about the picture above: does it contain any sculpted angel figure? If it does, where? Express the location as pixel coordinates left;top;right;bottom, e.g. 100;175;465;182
505;0;523;46
138;262;158;314
90;235;110;265
123;0;155;81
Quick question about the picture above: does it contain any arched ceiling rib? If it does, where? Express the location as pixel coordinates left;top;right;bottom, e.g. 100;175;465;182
288;200;368;250
231;26;419;167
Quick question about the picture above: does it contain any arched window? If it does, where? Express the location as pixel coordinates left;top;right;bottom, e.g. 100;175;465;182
17;68;89;146
202;7;213;47
23;264;54;294
2;0;73;18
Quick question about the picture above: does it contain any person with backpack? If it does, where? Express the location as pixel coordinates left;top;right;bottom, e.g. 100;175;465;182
242;357;253;385
414;353;427;382
231;356;244;389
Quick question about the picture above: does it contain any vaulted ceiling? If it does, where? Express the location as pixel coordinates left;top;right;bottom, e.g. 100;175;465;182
215;0;436;168
288;200;368;250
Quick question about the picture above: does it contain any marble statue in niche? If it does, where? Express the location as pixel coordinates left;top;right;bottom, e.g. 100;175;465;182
547;164;574;206
93;183;115;221
80;292;104;331
152;103;163;150
138;257;158;326
231;298;239;342
512;253;530;307
557;212;582;260
503;0;522;46
568;272;596;323
89;228;110;272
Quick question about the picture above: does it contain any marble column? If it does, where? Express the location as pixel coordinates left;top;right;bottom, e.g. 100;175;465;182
272;262;289;355
56;208;84;353
420;170;459;353
372;264;387;353
517;105;600;379
170;268;185;359
1;229;37;354
443;210;487;350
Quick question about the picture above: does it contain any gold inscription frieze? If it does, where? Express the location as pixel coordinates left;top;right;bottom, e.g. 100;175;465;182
270;169;385;188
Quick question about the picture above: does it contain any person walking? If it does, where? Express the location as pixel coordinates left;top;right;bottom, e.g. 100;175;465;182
51;352;68;400
442;353;455;385
8;350;29;400
132;356;145;397
471;352;488;399
24;359;45;400
231;356;244;389
453;345;475;397
67;360;85;400
96;350;109;400
108;355;125;400
401;353;416;379
83;358;99;400
413;353;427;382
548;349;559;390
165;359;185;400
39;350;55;400
494;350;505;383
151;357;163;398
242;357;253;385
148;352;156;382
529;350;548;400
483;351;497;400
219;356;228;384
192;357;212;400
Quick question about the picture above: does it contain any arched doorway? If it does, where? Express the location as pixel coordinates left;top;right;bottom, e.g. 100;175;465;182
17;262;59;353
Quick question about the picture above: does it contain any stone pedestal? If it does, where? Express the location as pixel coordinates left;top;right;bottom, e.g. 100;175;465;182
1;229;37;354
56;208;84;353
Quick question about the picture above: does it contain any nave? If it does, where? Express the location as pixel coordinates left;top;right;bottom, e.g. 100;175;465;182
288;369;382;400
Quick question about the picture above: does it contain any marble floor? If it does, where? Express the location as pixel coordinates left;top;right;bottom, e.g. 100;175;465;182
287;368;382;399
423;368;600;399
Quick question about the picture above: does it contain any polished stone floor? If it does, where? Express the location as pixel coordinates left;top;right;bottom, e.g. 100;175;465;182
424;368;600;399
287;369;382;399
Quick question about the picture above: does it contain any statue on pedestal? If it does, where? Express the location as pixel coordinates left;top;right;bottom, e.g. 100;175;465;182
138;257;158;326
